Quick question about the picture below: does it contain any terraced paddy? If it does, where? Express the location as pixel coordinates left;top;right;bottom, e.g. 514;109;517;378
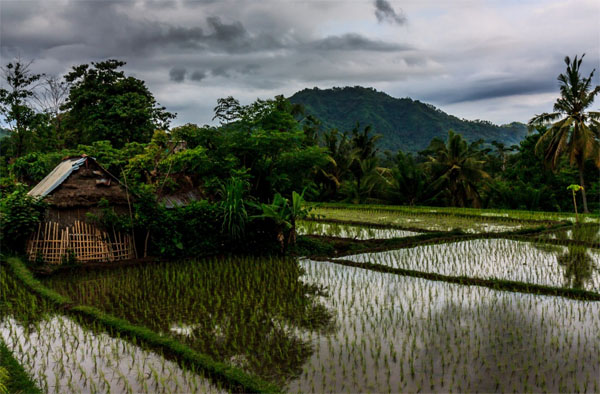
336;238;600;292
289;259;600;393
309;207;554;233
0;269;221;394
297;220;421;239
2;205;598;393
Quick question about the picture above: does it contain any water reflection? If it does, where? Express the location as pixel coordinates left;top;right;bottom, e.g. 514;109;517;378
1;268;221;394
557;225;599;290
297;220;420;239
42;257;334;387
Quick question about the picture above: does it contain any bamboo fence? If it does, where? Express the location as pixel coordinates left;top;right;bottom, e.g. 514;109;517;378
27;221;134;264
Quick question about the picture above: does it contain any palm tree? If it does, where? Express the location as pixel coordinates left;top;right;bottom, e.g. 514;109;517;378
388;152;427;205
350;123;381;195
318;129;354;198
491;140;517;172
426;130;490;208
528;54;600;213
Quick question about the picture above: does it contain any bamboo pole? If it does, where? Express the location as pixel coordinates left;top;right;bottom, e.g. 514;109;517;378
121;170;138;259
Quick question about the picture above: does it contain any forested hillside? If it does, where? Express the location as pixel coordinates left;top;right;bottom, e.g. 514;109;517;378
289;86;528;152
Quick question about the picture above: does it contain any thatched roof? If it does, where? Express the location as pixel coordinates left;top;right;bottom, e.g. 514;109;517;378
28;155;129;208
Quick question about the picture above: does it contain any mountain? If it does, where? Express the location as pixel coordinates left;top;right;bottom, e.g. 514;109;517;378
288;86;528;152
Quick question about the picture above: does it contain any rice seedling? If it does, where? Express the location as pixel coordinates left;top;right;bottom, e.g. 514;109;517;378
311;201;599;224
311;206;560;233
297;220;420;240
337;238;600;292
286;259;600;393
42;256;334;387
0;268;223;394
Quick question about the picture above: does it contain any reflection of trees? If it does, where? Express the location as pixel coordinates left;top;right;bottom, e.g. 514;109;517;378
0;269;52;327
43;257;334;387
556;225;599;290
535;225;599;290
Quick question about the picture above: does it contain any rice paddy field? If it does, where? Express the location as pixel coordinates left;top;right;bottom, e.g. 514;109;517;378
1;204;599;393
336;239;600;292
298;220;421;239
309;207;544;233
0;268;222;394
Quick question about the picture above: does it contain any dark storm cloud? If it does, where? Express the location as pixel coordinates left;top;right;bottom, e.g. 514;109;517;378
374;0;406;25
1;0;596;126
169;67;187;82
428;76;559;104
190;70;206;81
309;34;411;52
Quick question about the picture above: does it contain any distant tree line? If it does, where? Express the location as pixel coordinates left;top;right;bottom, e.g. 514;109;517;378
0;54;598;251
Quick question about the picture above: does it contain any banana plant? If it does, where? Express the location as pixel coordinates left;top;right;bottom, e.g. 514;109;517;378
251;190;312;253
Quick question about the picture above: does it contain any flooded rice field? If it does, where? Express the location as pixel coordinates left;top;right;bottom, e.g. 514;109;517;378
289;260;600;393
0;269;221;394
297;220;420;239
311;207;532;233
336;238;600;292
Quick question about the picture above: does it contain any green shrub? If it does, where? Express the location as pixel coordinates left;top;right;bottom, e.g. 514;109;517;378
0;189;46;253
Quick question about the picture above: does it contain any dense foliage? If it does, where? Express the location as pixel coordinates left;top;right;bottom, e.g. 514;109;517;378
0;55;598;260
289;86;528;152
0;189;47;253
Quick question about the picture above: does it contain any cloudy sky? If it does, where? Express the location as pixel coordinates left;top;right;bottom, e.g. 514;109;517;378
1;0;598;126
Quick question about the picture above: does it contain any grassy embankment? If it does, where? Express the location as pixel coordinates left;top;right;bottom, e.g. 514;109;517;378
2;256;280;394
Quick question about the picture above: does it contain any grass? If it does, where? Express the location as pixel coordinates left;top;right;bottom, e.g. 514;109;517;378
2;256;280;393
310;201;600;222
0;340;42;394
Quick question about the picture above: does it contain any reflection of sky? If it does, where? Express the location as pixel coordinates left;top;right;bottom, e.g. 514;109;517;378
298;221;420;239
338;239;600;291
291;260;600;393
0;315;222;394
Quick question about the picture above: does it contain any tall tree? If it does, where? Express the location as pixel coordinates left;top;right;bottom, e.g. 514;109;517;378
0;60;42;157
350;123;381;196
425;130;490;208
62;59;175;148
317;129;354;199
528;54;600;213
388;151;427;205
490;140;517;172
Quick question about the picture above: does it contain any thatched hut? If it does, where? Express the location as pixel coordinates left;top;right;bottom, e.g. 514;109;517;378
26;155;135;264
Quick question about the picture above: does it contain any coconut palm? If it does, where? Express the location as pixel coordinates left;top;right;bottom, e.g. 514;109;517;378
425;130;490;208
350;123;381;194
528;54;600;213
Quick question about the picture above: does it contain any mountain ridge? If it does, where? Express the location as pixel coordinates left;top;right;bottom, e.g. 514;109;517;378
288;86;527;152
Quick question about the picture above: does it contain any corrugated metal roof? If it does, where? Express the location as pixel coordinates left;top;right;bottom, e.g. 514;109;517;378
160;190;202;208
27;157;88;197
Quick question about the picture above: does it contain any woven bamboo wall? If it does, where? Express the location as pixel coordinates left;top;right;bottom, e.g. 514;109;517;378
27;221;135;264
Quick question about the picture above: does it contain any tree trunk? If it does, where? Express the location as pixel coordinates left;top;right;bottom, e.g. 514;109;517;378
578;165;589;213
